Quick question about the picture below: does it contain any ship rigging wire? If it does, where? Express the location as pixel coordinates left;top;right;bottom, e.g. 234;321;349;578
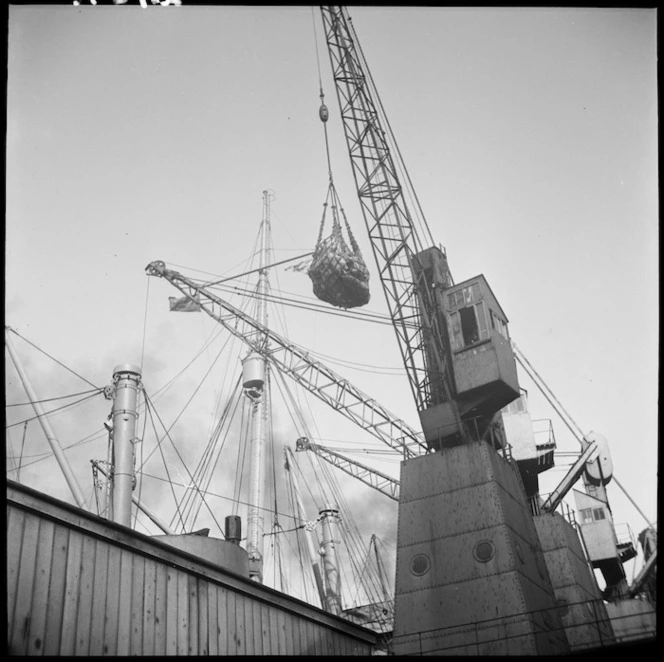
6;386;104;407
137;335;234;475
175;375;245;531
5;390;105;430
217;280;395;327
273;357;395;619
137;469;307;526
5;327;101;389
132;386;149;530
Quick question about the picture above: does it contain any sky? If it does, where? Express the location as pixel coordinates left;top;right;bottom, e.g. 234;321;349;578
5;4;658;601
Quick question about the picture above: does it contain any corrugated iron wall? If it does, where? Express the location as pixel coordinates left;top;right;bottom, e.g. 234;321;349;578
7;482;376;656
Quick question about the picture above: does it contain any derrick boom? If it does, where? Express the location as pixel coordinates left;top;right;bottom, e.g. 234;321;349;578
145;260;425;458
296;437;399;501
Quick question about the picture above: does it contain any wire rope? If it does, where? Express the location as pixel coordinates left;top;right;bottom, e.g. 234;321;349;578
146;325;227;405
213;280;397;327
138;469;304;525
271;370;333;505
142;393;187;532
180;380;238;523
137;334;235;474
5;426;106;465
5;390;105;430
6;387;104;407
6;328;101;389
187;378;245;531
141;390;224;536
177;377;243;530
168;251;256;281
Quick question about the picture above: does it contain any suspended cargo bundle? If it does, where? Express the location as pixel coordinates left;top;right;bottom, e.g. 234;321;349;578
307;87;370;309
308;182;370;309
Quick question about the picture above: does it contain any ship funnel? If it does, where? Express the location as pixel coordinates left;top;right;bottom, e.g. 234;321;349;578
225;515;242;544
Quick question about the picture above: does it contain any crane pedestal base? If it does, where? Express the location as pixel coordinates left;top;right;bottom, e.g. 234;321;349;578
533;512;615;651
393;441;569;655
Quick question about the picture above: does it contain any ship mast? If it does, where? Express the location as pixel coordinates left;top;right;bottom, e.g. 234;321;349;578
243;190;273;583
5;327;88;509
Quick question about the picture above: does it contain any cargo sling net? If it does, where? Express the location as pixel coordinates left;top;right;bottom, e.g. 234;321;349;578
308;181;370;309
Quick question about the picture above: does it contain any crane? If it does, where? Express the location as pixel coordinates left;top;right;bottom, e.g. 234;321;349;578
319;7;519;450
317;8;577;656
295;437;399;501
319;7;455;438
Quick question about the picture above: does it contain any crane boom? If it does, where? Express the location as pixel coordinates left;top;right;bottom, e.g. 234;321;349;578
317;6;517;450
320;7;459;433
296;437;399;501
540;441;598;514
628;549;657;598
145;260;425;458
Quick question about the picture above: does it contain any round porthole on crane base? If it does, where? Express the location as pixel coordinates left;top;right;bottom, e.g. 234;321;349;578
410;554;431;576
473;540;495;563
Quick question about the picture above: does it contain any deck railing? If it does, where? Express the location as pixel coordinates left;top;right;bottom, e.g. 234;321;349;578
391;596;656;655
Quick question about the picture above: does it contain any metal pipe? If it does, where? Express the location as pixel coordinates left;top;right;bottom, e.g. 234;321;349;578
319;503;343;615
246;388;267;581
5;328;88;509
111;364;141;528
541;441;597;513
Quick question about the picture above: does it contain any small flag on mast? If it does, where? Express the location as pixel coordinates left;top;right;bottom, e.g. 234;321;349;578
285;257;313;273
169;295;201;313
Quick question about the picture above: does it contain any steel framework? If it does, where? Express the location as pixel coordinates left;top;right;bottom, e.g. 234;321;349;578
296;437;400;501
320;6;456;418
145;260;426;459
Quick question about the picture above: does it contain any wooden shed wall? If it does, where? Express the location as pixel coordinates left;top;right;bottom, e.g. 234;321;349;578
7;482;376;656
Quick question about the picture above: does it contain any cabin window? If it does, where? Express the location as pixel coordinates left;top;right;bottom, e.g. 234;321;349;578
459;307;480;345
476;301;488;337
454;302;490;348
579;507;606;523
447;283;481;310
490;310;509;340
